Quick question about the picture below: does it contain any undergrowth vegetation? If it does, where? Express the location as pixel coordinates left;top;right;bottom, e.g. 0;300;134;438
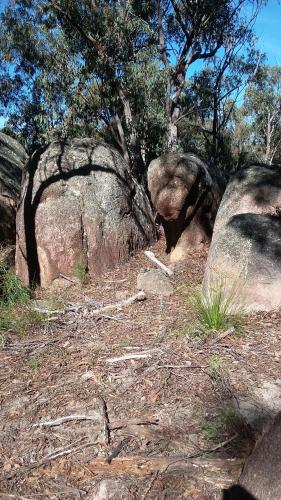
202;406;244;443
0;264;31;306
192;285;244;336
0;264;43;338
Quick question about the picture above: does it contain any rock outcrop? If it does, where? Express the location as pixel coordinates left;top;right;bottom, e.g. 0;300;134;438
238;411;281;500
137;269;173;296
148;153;223;262
203;164;281;312
16;139;156;287
0;133;27;242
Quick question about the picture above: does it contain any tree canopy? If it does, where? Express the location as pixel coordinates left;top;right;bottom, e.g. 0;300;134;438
1;0;279;178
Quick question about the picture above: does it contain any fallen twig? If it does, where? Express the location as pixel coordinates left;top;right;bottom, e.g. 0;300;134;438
59;273;78;283
89;291;146;316
142;471;159;500
26;455;243;487
110;418;159;430
106;352;152;363
156;364;206;369
4;333;74;353
208;326;235;346
1;439;98;481
104;278;128;283
144;251;173;276
32;414;102;428
203;434;239;454
33;397;109;445
99;314;125;322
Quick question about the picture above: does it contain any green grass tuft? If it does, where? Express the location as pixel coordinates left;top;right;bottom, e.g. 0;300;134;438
192;285;243;335
207;354;224;377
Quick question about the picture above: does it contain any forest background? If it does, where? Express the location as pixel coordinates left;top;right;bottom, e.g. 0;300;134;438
0;0;280;181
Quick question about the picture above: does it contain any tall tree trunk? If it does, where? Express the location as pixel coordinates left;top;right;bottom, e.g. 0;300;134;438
167;117;179;150
265;111;272;164
113;112;131;166
212;91;219;163
167;95;181;150
118;87;146;181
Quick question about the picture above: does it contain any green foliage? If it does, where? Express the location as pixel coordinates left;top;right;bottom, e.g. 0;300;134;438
0;0;265;174
207;355;224;377
0;265;42;337
243;65;281;164
0;264;31;306
202;406;242;442
28;355;42;370
192;285;243;335
0;304;43;337
202;417;224;442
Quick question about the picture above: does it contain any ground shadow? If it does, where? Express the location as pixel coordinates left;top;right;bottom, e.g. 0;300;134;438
223;485;257;499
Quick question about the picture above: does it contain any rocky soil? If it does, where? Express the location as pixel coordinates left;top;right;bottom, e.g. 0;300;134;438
0;237;280;499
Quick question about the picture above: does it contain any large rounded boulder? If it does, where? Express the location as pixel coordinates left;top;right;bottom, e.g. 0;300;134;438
16;139;156;287
0;132;27;242
239;411;281;499
203;164;281;312
148;153;223;262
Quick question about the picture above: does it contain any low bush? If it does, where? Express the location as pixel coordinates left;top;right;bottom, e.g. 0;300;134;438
0;265;42;337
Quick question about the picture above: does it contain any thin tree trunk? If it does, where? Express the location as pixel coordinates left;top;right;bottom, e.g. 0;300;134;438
167;102;181;150
113;112;131;165
118;87;146;181
212;91;219;163
167;119;178;150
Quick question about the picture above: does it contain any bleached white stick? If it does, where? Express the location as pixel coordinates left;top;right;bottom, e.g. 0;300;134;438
144;251;173;276
106;352;151;363
91;291;146;315
33;414;99;427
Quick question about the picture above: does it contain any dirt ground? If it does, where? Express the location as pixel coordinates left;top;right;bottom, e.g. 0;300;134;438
0;237;280;499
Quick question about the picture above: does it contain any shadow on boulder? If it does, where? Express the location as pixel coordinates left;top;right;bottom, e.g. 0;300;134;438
148;152;224;262
16;139;156;287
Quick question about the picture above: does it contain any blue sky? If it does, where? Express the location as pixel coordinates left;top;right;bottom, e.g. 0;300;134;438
254;1;281;66
0;0;280;128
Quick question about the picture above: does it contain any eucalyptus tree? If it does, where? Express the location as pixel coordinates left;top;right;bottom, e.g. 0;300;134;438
0;0;267;178
244;65;281;164
155;0;265;149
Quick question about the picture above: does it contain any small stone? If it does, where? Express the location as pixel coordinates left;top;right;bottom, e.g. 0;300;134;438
88;479;130;500
137;269;173;296
51;277;79;291
115;290;129;300
81;370;95;381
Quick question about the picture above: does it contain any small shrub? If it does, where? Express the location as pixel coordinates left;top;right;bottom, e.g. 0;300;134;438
0;305;43;336
208;354;224;377
0;264;30;306
202;418;223;441
202;407;243;443
74;254;89;285
223;407;241;431
0;265;42;337
207;354;233;397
